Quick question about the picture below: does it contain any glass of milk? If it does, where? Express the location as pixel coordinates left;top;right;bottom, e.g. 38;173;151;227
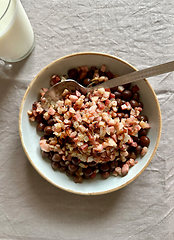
0;0;35;62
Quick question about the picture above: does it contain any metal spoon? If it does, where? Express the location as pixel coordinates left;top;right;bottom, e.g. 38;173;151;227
41;60;174;109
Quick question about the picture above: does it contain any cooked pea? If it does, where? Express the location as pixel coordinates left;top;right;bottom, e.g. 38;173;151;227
138;129;147;136
37;122;45;131
100;163;110;172
132;92;139;101
74;175;83;183
68;164;78;173
83;167;93;177
101;172;110;179
114;91;122;98
138;115;148;122
83;78;91;86
122;90;132;100
68;68;78;79
135;145;142;155
72;157;80;165
44;126;52;135
140;136;150;147
47;118;54;126
130;99;139;108
52;153;61;162
51;161;60;170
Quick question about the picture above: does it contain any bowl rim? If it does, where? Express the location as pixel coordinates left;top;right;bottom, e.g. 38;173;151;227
19;51;162;195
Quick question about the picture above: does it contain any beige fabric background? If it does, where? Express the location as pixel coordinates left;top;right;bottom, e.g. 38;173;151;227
0;0;174;239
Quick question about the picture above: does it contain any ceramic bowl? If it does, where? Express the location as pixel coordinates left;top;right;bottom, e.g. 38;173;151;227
19;52;162;195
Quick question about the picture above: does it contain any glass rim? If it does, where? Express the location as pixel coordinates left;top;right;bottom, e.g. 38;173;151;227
0;0;12;20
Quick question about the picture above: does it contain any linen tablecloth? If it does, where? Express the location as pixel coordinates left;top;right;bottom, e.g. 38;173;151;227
0;0;174;239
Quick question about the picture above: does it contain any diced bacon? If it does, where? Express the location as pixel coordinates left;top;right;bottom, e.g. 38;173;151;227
121;163;129;176
125;102;132;110
120;151;128;157
62;89;69;97
65;128;72;136
93;144;103;152
113;167;122;176
80;66;88;71
43;112;50;120
93;90;101;96
40;88;48;97
123;133;130;143
98;103;105;110
132;85;139;93
53;123;63;133
39;139;51;152
107;138;117;147
87;156;94;163
95;116;102;122
64;99;72;107
48;107;56;115
109;126;115;133
112;134;117;142
103;91;110;99
105;88;110;92
110;93;115;99
121;104;127;110
100;65;106;72
73;113;82;122
99;76;108;82
117;85;124;92
89;105;97;114
134;124;141;132
88;124;94;130
93;72;100;78
98;88;105;95
80;144;88;152
73;137;79;143
135;107;142;112
59;149;65;155
89;116;95;121
105;99;111;107
69;107;76;114
128;137;133;144
35;102;43;114
91;96;99;102
139;121;151;129
127;158;135;167
79;125;87;133
64;119;71;125
69;131;77;138
29;116;35;121
69;95;78;102
141;146;148;156
98;121;105;128
128;127;133;135
107;119;115;126
57;100;64;107
126;116;135;126
111;111;117;117
76;90;81;97
62;155;67;161
87;132;94;141
131;142;138;147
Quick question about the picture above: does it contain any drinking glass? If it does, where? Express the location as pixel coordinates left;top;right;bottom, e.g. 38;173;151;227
0;0;35;62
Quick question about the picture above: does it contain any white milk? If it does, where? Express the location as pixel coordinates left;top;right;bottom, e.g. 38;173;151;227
0;0;35;62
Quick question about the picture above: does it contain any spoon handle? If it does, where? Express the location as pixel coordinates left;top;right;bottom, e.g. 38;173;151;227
89;60;174;91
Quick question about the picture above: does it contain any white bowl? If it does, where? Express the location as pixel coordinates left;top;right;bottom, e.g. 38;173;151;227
19;52;162;195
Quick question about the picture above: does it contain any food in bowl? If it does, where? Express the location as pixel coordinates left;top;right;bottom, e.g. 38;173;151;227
27;64;151;183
